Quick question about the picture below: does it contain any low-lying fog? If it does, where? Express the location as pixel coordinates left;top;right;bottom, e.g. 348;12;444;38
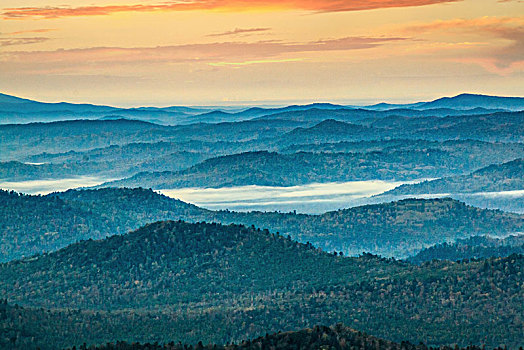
160;180;421;213
0;176;110;195
2;177;522;214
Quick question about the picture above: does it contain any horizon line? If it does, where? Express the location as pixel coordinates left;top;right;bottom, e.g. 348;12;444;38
2;91;523;109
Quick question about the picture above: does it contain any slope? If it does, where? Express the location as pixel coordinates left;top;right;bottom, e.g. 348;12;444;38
0;221;400;309
216;197;524;257
0;221;522;348
100;149;483;189
408;235;524;264
386;158;524;196
0;188;209;262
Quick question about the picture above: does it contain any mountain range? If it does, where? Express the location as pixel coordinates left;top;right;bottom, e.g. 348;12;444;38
2;188;523;262
1;91;523;350
99;147;524;189
1;92;522;125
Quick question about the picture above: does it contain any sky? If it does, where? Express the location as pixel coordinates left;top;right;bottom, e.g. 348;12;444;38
0;0;523;106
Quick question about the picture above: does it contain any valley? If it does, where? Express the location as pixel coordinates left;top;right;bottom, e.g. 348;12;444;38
0;93;523;350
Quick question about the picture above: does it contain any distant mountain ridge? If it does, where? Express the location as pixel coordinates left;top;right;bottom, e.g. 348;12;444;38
0;92;117;113
364;93;524;111
2;103;522;164
99;149;461;188
1;92;522;125
6;139;521;189
419;93;524;110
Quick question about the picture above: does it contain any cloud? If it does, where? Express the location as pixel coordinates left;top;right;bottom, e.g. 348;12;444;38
403;16;524;74
2;36;405;64
0;36;406;75
2;0;460;19
4;28;55;35
208;58;303;66
0;37;50;46
207;28;271;37
403;16;522;33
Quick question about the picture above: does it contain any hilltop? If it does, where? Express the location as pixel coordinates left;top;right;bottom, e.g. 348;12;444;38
100;149;492;189
0;221;393;309
66;324;487;350
281;119;377;143
0;221;522;348
0;188;208;262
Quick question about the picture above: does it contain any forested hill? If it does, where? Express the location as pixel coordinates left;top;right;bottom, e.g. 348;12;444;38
0;188;209;262
1;302;514;350
385;158;524;196
0;221;399;309
6;138;522;185
2;188;524;261
0;221;522;348
100;149;497;189
2;109;523;163
8;138;524;183
215;197;524;257
408;235;524;264
0;119;170;160
280;119;378;143
64;324;484;350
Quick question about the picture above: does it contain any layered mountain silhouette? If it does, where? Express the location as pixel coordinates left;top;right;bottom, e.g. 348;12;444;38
1;92;522;125
2;188;523;261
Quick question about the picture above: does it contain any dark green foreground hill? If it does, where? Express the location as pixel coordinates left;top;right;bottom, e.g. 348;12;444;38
65;324;496;350
0;221;522;348
2;188;524;261
0;221;397;309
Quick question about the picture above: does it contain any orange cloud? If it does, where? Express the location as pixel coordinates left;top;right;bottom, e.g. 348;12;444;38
1;36;406;73
404;16;523;33
0;37;50;46
207;28;271;37
2;0;460;19
404;16;524;74
209;58;303;66
5;28;55;35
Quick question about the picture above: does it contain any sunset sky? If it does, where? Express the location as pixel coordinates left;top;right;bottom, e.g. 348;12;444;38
0;0;523;106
